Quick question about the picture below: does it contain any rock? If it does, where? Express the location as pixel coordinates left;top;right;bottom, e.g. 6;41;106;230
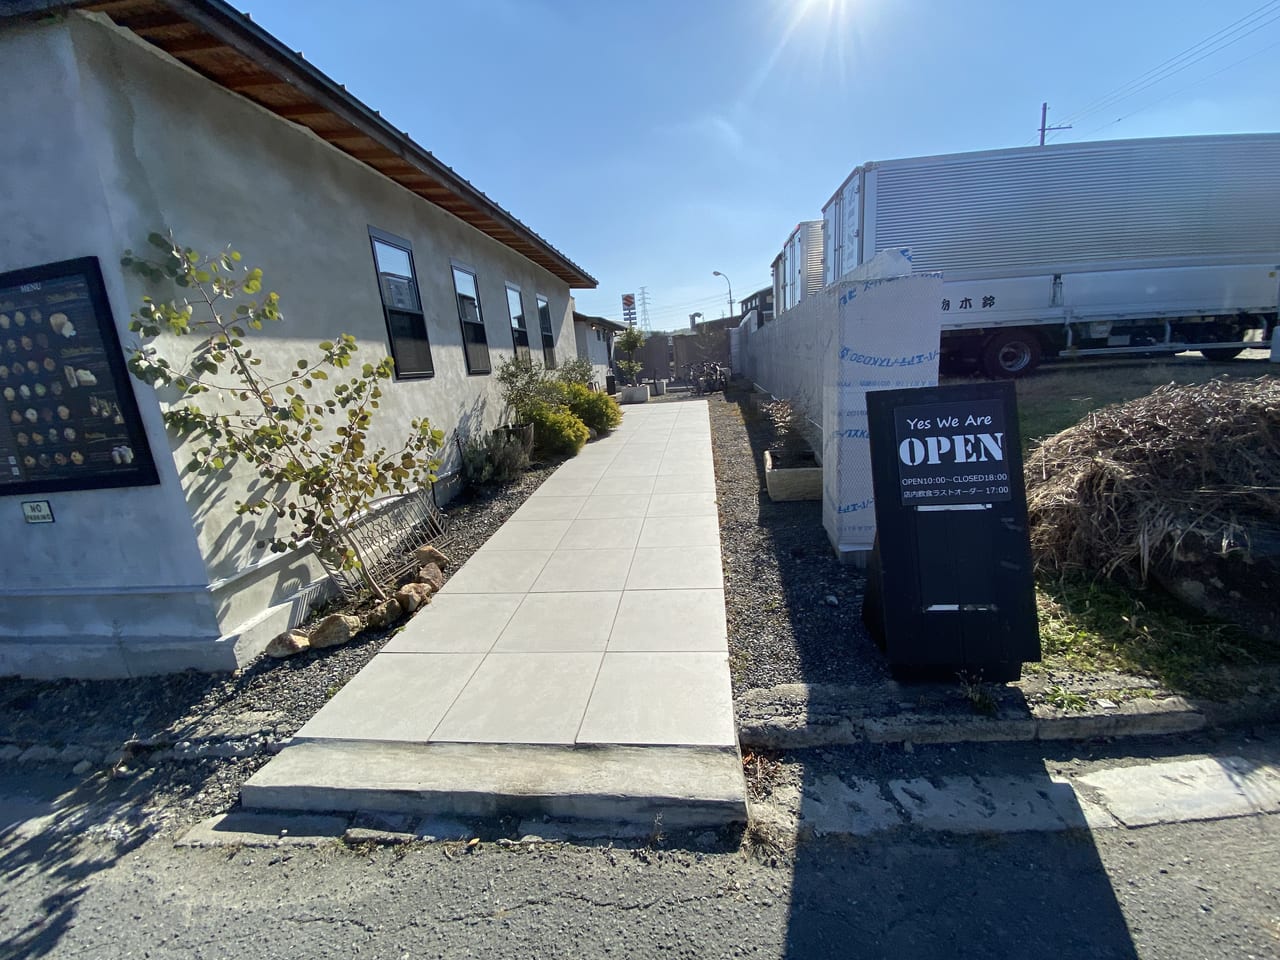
265;629;310;658
412;544;452;569
367;597;403;628
416;562;445;592
308;614;362;650
824;595;839;606
72;759;93;775
395;582;435;614
588;426;599;441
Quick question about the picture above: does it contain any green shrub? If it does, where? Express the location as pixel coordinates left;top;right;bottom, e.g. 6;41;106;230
461;429;530;486
565;383;622;433
529;401;589;457
555;356;594;386
495;355;546;421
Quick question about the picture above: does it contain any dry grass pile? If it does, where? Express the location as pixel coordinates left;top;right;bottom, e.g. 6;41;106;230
1025;377;1280;582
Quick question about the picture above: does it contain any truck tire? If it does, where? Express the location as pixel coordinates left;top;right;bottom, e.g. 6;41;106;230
1200;347;1243;362
980;330;1042;379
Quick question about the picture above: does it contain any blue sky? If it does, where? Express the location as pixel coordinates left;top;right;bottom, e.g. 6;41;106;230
244;0;1280;330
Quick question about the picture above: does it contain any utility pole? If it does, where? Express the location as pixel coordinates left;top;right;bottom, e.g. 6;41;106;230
1038;101;1071;146
637;286;652;332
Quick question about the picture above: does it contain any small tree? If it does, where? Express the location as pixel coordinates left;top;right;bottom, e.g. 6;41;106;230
615;325;645;385
123;232;443;600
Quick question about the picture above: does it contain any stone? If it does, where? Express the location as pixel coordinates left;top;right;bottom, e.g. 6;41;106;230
367;597;403;628
265;629;310;658
416;562;445;592
72;759;93;775
308;614;362;650
395;582;434;614
412;544;452;569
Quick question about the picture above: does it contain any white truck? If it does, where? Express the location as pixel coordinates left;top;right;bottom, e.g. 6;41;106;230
820;134;1280;377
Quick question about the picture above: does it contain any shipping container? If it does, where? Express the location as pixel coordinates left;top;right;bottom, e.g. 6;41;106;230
772;220;825;314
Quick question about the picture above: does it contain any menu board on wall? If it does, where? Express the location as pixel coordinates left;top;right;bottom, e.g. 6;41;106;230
0;257;158;495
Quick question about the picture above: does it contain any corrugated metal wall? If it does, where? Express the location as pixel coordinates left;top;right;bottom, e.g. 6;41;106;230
864;135;1280;275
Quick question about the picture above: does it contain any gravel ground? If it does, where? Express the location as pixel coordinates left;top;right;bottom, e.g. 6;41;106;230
0;457;564;830
708;387;889;693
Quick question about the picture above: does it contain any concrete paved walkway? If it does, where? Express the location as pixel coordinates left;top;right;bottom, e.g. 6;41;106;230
242;401;747;829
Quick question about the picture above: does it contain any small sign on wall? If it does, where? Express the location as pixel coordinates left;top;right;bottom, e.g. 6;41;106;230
21;500;54;523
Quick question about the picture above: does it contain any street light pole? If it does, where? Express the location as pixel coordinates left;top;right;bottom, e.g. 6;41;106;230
712;270;734;318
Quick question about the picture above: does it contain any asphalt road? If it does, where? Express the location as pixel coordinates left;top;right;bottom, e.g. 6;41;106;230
3;730;1279;960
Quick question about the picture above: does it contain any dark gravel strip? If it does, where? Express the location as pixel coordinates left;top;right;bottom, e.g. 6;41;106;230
708;388;889;693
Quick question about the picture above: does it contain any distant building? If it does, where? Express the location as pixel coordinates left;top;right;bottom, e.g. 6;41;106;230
571;310;626;387
740;286;775;327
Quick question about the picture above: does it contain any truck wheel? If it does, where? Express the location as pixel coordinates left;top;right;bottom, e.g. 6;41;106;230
980;330;1042;379
1200;347;1243;362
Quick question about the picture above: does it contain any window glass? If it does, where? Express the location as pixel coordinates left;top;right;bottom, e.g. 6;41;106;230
453;266;490;374
506;285;530;360
369;230;431;378
536;295;556;369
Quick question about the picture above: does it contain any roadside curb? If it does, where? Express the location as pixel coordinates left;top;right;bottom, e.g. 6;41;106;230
736;681;1280;750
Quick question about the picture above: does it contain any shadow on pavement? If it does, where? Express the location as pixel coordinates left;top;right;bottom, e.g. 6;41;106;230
778;750;1138;959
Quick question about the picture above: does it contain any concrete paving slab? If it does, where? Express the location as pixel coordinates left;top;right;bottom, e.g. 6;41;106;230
295;653;483;742
531;475;600;498
652;474;716;494
591;475;657;497
601;460;661;478
382;593;524;654
438;549;552;594
558;516;644;550
476;519;571;552
577;494;651;519
889;775;1100;833
511;496;586;521
800;775;904;837
241;741;747;828
531;549;634;592
494;592;621;652
578;652;736;747
1076;756;1280;827
431;651;601;744
645;493;720;518
638;515;721;548
626;546;724;590
608;589;727;652
176;812;349;847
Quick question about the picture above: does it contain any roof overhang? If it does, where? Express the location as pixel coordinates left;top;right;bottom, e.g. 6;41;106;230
572;311;626;333
1;0;597;288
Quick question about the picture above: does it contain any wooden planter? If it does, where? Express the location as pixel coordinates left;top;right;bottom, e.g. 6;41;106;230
764;449;822;501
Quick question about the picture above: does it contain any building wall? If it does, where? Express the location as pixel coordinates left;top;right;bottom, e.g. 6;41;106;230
0;12;583;677
573;320;613;387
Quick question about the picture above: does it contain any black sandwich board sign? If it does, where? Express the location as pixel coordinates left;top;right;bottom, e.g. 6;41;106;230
862;380;1040;682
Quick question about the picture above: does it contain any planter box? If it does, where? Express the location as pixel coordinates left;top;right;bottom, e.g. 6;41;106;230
619;385;650;404
764;449;822;502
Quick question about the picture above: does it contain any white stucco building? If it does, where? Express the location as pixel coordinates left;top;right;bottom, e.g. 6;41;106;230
0;0;596;678
572;311;626;388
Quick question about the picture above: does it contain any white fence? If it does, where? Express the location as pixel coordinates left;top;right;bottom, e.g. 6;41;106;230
738;252;944;556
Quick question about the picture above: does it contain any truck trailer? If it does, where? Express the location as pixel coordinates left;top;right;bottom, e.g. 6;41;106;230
819;134;1280;377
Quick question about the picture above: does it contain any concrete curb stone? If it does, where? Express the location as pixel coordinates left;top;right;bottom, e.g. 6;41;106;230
734;681;1280;750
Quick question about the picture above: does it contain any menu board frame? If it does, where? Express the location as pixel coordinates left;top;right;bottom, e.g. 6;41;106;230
0;256;159;495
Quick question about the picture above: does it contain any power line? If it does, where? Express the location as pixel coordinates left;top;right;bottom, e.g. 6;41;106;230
1076;33;1280;138
1053;1;1280;130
